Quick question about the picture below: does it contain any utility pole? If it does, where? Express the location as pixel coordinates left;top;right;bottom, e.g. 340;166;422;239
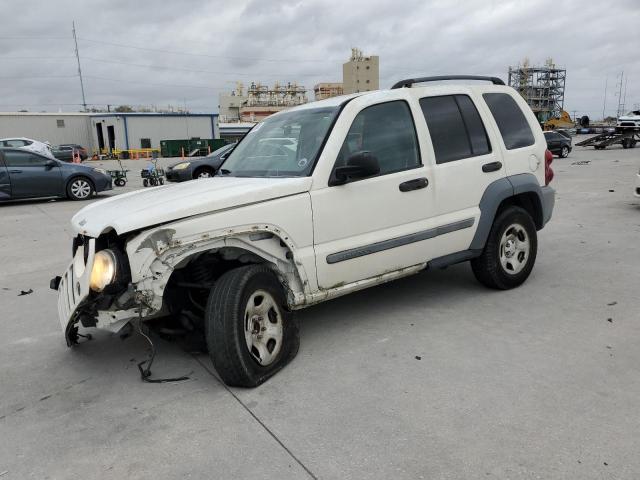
616;71;624;118
72;21;87;112
602;77;607;120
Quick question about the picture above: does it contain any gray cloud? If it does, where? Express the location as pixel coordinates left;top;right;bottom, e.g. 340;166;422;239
0;0;637;118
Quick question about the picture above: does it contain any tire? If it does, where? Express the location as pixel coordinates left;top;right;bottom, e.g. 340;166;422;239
143;179;149;187
67;177;94;200
114;178;126;187
205;265;299;387
471;206;538;290
194;167;214;179
560;146;569;158
151;178;158;186
159;178;164;185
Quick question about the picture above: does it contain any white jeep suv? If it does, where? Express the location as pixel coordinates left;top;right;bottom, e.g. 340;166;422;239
52;76;555;387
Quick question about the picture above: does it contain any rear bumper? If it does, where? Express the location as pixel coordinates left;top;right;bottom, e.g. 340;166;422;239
541;186;555;225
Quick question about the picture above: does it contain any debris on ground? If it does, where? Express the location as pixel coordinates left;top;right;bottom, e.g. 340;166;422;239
607;318;613;323
415;356;422;360
609;189;615;192
18;289;33;296
571;160;591;165
607;301;617;306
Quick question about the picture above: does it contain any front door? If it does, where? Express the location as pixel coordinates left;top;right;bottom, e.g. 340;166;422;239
4;150;62;198
0;153;10;199
311;100;439;289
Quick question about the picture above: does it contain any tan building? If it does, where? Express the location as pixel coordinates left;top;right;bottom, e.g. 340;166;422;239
314;82;344;101
342;48;379;94
219;81;308;122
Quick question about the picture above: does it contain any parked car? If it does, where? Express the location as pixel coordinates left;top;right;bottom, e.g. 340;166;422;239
166;143;235;182
0;137;54;158
51;75;555;387
0;148;112;201
544;131;572;157
52;144;88;162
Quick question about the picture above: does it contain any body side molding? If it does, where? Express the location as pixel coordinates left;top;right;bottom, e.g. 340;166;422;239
326;218;475;264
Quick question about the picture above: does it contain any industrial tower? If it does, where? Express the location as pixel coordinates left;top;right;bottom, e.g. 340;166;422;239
508;58;566;122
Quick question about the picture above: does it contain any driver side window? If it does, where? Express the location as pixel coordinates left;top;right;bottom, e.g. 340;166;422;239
336;100;420;175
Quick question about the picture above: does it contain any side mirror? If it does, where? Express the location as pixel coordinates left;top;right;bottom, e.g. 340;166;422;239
329;151;380;186
45;159;57;170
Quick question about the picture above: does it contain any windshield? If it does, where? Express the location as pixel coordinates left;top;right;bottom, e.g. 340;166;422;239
219;106;339;177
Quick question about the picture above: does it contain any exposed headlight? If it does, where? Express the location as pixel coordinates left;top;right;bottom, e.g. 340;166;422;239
173;162;191;170
93;168;107;175
90;249;117;292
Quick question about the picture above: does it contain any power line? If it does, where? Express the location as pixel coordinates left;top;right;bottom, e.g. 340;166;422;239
0;56;75;60
0;74;77;79
83;74;227;90
78;37;334;63
81;56;324;77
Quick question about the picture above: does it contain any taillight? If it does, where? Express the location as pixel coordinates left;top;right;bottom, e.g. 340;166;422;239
544;149;554;185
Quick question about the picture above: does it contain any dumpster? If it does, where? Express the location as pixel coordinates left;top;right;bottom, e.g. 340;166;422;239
160;138;227;157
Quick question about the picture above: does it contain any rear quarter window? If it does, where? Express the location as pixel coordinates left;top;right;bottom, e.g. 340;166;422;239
483;93;535;150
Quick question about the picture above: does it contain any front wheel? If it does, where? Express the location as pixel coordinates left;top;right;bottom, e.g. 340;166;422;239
560;146;570;158
471;206;538;290
205;265;299;387
67;177;94;200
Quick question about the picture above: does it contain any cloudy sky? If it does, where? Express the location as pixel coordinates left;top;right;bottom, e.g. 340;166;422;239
1;0;638;119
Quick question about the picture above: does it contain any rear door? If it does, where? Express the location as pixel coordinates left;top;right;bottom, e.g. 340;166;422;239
0;152;11;199
4;150;62;198
418;92;506;249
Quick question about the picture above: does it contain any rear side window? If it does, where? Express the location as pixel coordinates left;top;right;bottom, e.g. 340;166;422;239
483;93;535;150
3;151;49;167
419;94;491;164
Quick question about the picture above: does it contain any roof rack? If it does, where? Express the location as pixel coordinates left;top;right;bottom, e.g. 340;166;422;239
391;75;505;89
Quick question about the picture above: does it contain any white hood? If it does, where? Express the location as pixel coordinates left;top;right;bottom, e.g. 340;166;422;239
72;176;313;237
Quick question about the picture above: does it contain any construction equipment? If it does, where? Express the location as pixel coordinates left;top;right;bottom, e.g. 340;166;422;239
543;110;575;130
575;126;639;150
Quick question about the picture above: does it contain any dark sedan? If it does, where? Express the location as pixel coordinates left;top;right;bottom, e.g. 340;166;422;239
0;148;112;201
166;143;235;182
52;144;89;162
544;131;572;158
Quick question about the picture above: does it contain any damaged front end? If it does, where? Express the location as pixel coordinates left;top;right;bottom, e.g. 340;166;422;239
52;221;309;347
51;232;143;346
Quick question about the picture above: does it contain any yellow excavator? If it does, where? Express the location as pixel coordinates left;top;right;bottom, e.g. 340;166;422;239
543;110;575;130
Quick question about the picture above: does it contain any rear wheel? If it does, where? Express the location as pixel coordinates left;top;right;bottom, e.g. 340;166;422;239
471;206;537;290
205;265;299;387
67;177;94;200
114;178;126;187
143;179;149;187
560;146;569;158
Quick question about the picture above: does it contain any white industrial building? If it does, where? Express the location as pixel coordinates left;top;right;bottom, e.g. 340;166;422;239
0;112;219;154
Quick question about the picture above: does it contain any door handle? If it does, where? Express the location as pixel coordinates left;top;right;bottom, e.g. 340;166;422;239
399;177;428;192
9;169;22;174
482;161;502;173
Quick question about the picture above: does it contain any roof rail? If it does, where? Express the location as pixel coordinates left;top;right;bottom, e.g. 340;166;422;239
391;75;505;89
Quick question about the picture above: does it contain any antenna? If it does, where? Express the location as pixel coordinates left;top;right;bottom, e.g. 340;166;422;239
72;21;87;112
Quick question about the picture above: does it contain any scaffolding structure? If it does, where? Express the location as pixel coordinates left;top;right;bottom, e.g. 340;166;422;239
508;58;566;122
244;82;308;108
